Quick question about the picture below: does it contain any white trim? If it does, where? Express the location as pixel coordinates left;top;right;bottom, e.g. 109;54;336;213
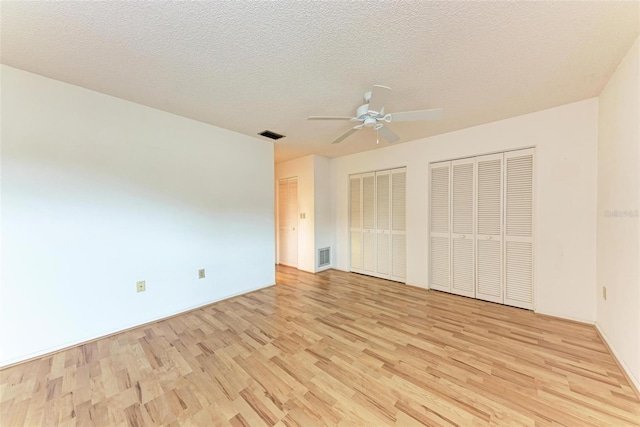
0;282;275;368
595;323;640;395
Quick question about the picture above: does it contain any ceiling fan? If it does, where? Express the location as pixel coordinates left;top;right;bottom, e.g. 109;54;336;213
308;85;443;144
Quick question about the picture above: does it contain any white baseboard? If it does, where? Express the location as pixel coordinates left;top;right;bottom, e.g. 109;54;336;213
595;323;640;397
534;309;595;325
0;282;275;368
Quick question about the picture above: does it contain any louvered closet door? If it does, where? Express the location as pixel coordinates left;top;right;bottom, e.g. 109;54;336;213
376;171;391;278
504;149;534;309
451;158;475;298
429;162;451;292
349;174;363;272
362;172;376;273
390;168;407;282
475;154;503;303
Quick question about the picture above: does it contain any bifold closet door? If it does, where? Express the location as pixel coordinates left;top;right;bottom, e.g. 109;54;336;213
349;174;363;272
504;149;534;309
361;172;376;274
350;168;407;282
390;168;407;281
475;153;503;303
451;158;475;298
376;171;391;278
429;162;451;292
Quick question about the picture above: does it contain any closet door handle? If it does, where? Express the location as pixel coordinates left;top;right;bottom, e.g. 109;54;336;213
486;236;492;240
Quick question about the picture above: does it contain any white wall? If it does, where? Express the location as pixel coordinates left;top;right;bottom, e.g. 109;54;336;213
596;37;640;389
314;155;333;271
332;99;599;323
0;66;275;366
275;155;315;272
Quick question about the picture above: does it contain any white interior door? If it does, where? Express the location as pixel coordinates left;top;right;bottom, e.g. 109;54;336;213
429;162;451;292
391;168;407;281
349;174;363;272
476;153;503;303
362;172;376;274
376;171;391;278
278;177;298;268
287;178;298;267
451;158;475;298
504;149;534;309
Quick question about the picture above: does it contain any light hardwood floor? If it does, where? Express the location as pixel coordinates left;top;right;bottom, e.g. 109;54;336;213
1;266;639;426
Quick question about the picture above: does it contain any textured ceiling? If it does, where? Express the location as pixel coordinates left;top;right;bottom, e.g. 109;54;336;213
2;2;638;163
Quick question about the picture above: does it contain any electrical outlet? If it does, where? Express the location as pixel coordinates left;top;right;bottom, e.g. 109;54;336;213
603;286;607;300
137;280;146;293
198;269;205;279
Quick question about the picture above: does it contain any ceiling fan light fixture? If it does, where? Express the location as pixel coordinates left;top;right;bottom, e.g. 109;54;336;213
363;117;377;128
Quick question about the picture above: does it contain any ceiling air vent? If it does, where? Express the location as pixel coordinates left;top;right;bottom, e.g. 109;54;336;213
259;130;285;140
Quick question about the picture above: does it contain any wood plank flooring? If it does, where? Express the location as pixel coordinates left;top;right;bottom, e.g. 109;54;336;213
1;266;639;426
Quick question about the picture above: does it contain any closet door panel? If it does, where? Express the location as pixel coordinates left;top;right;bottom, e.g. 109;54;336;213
377;233;390;275
350;231;362;270
430;236;450;290
363;232;376;272
349;175;363;272
450;158;475;298
476;153;503;303
392;234;406;279
375;171;391;277
477;240;502;300
429;162;451;291
391;169;407;281
362;173;376;273
504;149;534;309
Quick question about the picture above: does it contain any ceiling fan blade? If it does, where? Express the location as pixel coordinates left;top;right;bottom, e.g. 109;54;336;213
378;125;399;144
367;85;391;115
331;127;359;144
308;116;354;120
387;108;443;122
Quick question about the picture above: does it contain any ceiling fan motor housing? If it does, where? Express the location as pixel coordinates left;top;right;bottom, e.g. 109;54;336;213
356;103;384;122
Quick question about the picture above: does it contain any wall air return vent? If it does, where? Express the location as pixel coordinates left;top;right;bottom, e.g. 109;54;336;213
318;247;331;268
259;130;285;140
